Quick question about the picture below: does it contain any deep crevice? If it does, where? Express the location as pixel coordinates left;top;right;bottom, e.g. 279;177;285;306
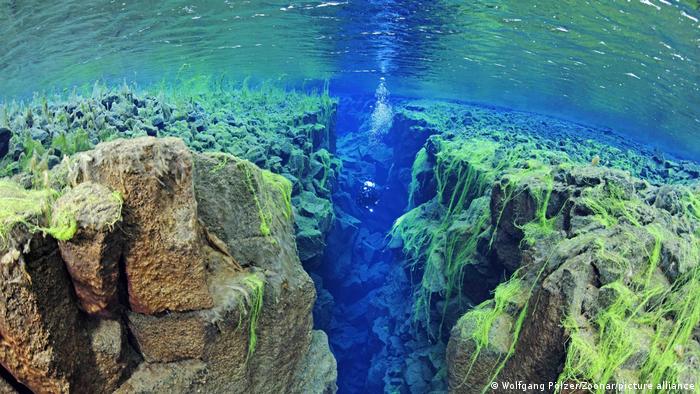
311;95;452;393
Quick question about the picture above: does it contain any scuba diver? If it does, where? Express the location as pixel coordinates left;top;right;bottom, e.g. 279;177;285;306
357;180;381;212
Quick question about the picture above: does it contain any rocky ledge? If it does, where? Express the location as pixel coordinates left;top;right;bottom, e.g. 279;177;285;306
388;129;700;393
0;137;336;393
447;160;700;392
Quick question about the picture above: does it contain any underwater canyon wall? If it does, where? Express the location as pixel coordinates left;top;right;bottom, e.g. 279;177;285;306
0;137;337;393
386;101;700;393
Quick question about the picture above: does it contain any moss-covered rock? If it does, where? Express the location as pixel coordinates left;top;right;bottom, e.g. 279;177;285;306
443;153;700;393
393;100;700;186
381;101;700;391
0;137;337;393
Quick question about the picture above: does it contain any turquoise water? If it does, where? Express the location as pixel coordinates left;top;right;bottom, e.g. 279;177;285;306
1;0;699;157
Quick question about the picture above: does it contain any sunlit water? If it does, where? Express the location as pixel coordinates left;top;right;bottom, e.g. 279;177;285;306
1;0;699;157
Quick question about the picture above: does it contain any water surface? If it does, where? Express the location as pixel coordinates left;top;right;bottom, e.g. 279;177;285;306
1;0;699;156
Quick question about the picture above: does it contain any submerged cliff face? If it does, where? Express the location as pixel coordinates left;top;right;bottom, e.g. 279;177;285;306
384;101;700;393
446;163;700;391
0;137;336;393
306;97;700;393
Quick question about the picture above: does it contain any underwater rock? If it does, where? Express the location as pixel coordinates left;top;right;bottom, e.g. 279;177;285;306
384;111;439;169
30;128;49;143
54;182;123;317
380;103;700;392
291;330;338;394
293;191;334;264
0;137;337;393
310;273;335;330
127;310;209;363
66;137;214;315
0;232;135;394
151;115;165;130
0;377;18;394
87;318;141;391
113;360;207;394
0;86;340;269
296;225;326;263
393;100;700;186
189;152;336;393
446;163;700;392
0;127;10;159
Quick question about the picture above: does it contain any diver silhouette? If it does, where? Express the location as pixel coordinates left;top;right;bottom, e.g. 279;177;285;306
357;180;380;212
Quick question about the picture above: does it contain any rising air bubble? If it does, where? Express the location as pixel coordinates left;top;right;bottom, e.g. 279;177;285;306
369;78;393;141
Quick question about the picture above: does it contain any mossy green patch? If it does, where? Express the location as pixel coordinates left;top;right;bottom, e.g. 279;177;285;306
424;136;700;392
262;169;293;220
240;273;265;360
51;128;93;157
581;180;642;228
0;180;76;247
238;160;294;237
393;137;565;336
460;276;525;352
392;137;508;333
435;138;499;216
407;147;430;208
556;190;700;392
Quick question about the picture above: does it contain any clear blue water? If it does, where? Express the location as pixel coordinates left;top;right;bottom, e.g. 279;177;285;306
1;0;699;157
1;2;700;393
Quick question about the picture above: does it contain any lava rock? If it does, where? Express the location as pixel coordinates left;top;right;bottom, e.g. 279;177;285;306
30;128;49;143
54;182;123;317
67;138;214;314
0;127;11;159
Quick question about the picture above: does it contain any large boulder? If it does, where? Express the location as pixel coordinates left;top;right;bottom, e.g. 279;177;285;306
54;182;123;316
0;137;336;393
0;231;137;394
67;138;214;314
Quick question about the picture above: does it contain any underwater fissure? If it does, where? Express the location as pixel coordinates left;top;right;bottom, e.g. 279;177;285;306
311;97;512;393
311;94;700;393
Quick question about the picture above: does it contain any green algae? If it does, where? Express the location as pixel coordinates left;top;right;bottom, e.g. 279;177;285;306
460;276;524;354
581;181;643;228
1;79;337;177
394;100;699;186
210;154;230;174
50;128;93;157
0;80;339;266
0;180;77;247
558;267;700;393
224;271;267;361
407;147;429;208
555;192;700;392
239;160;273;237
393;124;700;392
392;137;504;332
312;148;336;192
495;159;557;247
435;138;499;216
241;273;265;360
238;159;294;237
392;137;562;335
262;169;293;220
